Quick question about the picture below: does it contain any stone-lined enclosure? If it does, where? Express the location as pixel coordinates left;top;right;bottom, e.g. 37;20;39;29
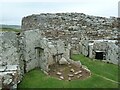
0;29;73;88
0;13;119;89
22;13;119;64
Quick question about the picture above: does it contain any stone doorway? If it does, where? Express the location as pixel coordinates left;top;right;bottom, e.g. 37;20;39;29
35;47;44;67
95;51;104;60
53;53;63;63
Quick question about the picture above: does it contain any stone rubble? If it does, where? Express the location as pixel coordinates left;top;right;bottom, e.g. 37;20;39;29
68;74;74;77
77;74;82;78
74;70;82;75
59;57;69;65
0;65;20;89
68;77;71;81
70;68;75;73
59;76;64;80
56;72;62;76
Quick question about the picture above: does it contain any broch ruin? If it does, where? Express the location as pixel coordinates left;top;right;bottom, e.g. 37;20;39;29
0;13;119;89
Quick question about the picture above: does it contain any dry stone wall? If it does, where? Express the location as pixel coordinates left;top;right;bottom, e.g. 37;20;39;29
21;29;71;72
106;42;118;64
22;29;41;72
0;65;20;89
21;13;119;65
22;13;118;40
0;32;19;65
0;32;21;89
88;40;118;64
0;29;71;89
21;13;119;57
79;40;89;56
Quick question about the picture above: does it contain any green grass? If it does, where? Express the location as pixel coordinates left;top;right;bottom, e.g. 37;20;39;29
0;28;21;32
18;54;118;88
71;54;118;81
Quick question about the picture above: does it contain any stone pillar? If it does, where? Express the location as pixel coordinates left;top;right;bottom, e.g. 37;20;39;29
89;43;94;58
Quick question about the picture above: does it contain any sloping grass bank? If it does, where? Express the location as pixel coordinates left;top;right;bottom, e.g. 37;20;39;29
71;54;118;82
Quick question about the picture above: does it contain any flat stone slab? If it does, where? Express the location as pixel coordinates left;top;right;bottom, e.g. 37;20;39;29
0;66;6;72
59;76;64;80
68;74;74;77
6;65;18;71
56;72;62;75
77;74;82;78
74;70;82;75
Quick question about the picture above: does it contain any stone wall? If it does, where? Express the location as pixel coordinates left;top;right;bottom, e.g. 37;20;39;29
78;39;118;64
88;40;118;64
79;40;89;56
21;13;119;65
0;29;71;89
21;13;119;56
106;42;118;64
21;29;41;72
0;32;19;65
0;65;20;89
21;29;71;72
92;41;108;59
22;13;118;40
0;32;21;89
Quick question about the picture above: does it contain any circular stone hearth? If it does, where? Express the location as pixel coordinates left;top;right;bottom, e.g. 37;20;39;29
48;63;91;81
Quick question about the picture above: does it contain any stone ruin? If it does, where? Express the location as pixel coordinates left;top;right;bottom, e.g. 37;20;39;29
22;13;119;64
0;13;119;89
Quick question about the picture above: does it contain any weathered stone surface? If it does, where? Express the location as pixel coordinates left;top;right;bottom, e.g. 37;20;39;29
56;72;62;75
3;75;12;85
59;57;68;65
59;76;64;80
21;29;71;72
0;65;20;89
68;74;74;77
22;13;118;41
68;59;82;68
77;74;82;78
0;32;19;65
68;77;71;81
70;68;75;73
74;70;82;75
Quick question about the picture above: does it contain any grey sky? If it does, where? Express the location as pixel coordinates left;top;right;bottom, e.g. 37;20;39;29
0;0;119;25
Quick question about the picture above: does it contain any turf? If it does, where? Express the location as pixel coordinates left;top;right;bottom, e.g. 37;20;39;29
18;54;118;88
0;28;21;32
71;54;118;81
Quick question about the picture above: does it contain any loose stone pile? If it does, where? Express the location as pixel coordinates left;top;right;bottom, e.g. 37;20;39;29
22;13;118;40
0;65;20;89
48;62;90;81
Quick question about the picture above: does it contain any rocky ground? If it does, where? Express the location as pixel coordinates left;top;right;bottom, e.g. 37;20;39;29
48;63;91;81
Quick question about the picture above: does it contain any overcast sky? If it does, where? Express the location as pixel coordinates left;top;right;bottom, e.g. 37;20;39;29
0;0;119;25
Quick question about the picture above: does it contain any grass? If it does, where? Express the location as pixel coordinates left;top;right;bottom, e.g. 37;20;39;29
71;54;118;82
0;28;21;32
18;54;119;88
